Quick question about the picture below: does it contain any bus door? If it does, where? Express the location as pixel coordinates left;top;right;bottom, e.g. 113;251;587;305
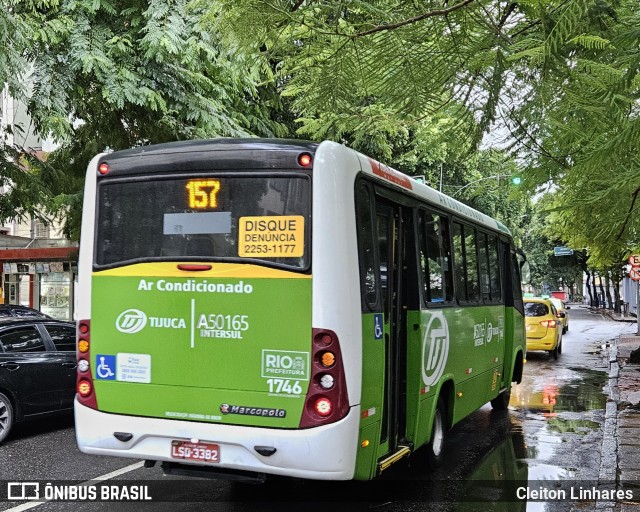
501;240;524;387
375;200;410;463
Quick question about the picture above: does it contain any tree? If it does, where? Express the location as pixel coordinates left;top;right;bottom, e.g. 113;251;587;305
0;0;292;235
215;0;640;259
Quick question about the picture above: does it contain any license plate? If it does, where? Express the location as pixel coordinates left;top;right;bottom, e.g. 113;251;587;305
171;441;220;463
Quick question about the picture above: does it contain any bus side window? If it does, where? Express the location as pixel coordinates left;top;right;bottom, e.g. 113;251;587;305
440;216;454;302
377;215;390;313
418;210;453;304
452;222;466;302
464;226;480;302
478;232;491;302
417;212;429;302
511;250;524;314
355;182;379;311
488;235;502;302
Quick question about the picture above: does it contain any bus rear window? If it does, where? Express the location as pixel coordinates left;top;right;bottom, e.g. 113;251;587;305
524;302;549;317
96;175;311;270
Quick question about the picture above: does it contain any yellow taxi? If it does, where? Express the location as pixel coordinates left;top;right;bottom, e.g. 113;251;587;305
524;298;563;359
549;297;569;334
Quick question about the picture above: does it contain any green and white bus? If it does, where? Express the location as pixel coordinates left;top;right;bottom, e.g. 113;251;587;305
75;139;525;481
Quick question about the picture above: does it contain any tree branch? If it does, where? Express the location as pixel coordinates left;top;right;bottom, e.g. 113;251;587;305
291;0;305;12
615;187;640;241
349;0;477;38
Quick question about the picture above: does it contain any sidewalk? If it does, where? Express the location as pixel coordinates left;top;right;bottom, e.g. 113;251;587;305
606;334;640;511
582;304;638;323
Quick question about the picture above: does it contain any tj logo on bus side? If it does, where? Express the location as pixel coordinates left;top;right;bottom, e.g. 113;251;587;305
422;312;450;387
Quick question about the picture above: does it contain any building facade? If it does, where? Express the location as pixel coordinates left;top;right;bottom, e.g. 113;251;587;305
0;86;77;320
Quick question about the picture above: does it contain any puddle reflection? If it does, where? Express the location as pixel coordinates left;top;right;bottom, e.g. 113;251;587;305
511;367;607;415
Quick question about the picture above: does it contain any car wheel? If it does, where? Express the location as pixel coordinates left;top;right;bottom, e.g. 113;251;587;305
0;392;14;444
490;388;511;410
562;326;567;334
425;398;447;469
549;347;559;360
557;340;562;354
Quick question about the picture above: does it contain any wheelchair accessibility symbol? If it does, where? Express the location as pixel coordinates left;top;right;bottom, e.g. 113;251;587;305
95;354;116;380
374;314;383;340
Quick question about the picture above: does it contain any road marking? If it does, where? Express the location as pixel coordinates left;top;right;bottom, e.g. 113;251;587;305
4;461;144;511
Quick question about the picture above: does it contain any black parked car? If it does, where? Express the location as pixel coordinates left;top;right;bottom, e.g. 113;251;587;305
0;305;52;319
0;318;76;443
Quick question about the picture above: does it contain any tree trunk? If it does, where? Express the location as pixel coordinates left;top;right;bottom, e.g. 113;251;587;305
598;275;606;309
585;270;593;306
612;273;621;314
605;273;613;310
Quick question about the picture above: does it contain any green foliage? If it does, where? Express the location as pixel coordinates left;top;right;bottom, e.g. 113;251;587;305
0;0;637;261
0;0;296;236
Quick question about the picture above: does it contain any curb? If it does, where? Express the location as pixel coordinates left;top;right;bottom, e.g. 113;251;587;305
602;310;637;324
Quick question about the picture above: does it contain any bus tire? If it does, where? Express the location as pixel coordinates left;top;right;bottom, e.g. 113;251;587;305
425;397;447;469
490;388;511;410
0;392;14;444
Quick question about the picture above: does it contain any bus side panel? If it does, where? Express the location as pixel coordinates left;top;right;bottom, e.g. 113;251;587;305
409;305;507;443
353;313;385;480
404;309;427;447
312;142;364;406
507;306;526;381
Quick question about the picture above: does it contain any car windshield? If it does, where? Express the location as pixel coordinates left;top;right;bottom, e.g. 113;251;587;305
524;302;549;317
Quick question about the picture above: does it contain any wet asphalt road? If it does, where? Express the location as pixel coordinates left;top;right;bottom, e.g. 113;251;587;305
0;305;636;512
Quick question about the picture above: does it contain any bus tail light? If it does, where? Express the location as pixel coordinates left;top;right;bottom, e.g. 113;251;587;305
77;320;98;409
314;397;333;417
299;328;349;428
78;379;93;397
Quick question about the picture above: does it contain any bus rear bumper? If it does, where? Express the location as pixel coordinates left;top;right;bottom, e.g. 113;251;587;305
75;399;359;481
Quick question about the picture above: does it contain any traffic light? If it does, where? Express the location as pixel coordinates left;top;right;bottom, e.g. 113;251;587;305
511;176;522;185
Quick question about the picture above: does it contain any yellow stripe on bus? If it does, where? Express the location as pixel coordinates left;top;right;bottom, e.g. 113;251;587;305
94;263;312;279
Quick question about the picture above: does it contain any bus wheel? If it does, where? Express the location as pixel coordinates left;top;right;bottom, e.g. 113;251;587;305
0;392;14;444
425;398;447;469
490;388;511;410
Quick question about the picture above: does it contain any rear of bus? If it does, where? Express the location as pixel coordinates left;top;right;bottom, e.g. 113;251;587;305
74;140;359;480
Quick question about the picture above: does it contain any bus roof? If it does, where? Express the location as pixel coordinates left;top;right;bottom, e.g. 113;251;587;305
347;145;512;237
97;138;319;175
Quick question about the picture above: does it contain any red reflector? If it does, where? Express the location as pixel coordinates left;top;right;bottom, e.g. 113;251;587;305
177;264;212;271
298;153;312;167
314;397;333;417
98;163;109;175
314;333;332;346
